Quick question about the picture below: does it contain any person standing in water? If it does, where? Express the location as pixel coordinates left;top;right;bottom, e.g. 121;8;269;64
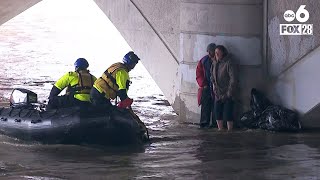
211;45;236;131
196;43;216;128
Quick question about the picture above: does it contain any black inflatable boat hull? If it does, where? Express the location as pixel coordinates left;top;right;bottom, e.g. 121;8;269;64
0;106;147;145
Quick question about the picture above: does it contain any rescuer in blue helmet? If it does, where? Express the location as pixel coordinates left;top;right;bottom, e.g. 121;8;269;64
90;51;140;110
47;58;97;109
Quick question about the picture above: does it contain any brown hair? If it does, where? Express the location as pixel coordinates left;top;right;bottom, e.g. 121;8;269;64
215;45;228;58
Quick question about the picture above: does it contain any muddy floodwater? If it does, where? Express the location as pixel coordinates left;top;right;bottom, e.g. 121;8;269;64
1;0;320;179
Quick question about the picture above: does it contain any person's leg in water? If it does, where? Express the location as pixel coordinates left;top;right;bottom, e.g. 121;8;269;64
210;93;216;128
215;99;224;130
224;98;234;131
200;87;212;128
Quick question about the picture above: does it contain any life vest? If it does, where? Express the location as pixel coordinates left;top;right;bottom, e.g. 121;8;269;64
94;62;128;100
66;70;94;95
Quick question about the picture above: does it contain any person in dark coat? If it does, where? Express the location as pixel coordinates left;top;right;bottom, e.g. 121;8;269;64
211;45;236;131
196;43;216;128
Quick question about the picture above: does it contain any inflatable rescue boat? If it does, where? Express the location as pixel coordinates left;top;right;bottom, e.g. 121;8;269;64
0;88;149;145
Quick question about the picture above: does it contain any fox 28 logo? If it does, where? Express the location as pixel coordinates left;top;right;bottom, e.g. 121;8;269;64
280;5;313;35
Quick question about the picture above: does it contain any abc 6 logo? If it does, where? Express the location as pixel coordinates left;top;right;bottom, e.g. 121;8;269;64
284;5;309;23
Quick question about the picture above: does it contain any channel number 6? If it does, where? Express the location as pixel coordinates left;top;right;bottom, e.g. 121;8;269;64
284;5;309;23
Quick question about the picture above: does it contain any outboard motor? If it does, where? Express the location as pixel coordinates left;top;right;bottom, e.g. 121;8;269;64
9;88;38;108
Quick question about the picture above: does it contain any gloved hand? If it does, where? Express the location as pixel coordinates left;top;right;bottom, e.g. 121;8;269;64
117;98;133;108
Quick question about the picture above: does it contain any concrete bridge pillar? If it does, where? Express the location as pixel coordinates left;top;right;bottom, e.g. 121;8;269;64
0;0;41;25
178;0;264;122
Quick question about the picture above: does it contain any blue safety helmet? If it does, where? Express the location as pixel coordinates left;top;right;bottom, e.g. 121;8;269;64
74;58;89;70
123;51;140;65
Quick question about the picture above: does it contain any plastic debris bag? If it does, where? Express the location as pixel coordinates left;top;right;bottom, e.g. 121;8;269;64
240;88;301;132
240;111;259;129
259;105;301;132
250;88;271;117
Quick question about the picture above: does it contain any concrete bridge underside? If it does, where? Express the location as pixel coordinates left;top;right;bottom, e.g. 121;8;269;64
1;0;320;128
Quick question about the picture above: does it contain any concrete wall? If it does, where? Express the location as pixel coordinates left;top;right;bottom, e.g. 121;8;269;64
0;0;42;26
132;0;180;59
268;46;320;128
267;0;320;77
267;0;320;128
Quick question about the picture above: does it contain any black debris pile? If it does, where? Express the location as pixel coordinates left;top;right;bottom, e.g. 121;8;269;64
240;88;301;132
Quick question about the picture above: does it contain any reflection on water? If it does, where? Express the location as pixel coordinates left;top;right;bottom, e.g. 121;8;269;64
1;0;320;179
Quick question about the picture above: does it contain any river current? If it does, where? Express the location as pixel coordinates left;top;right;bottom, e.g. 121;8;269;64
0;0;320;179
